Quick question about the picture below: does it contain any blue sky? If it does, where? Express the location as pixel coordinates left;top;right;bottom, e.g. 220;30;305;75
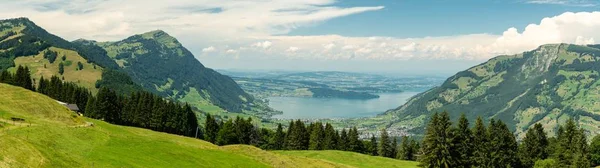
2;0;600;76
289;0;597;37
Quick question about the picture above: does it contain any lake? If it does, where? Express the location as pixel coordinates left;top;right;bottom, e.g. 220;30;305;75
270;91;422;119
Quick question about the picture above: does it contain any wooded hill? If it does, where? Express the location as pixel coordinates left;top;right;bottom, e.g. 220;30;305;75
0;17;256;115
379;43;600;138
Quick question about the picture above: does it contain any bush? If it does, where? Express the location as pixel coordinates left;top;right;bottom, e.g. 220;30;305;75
534;159;558;168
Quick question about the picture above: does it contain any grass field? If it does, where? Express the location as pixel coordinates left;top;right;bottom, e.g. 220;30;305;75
0;83;419;167
277;150;420;168
10;47;103;93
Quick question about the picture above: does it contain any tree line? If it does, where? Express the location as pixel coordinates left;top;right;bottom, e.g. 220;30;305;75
203;114;420;160
0;67;198;138
420;111;598;168
85;88;198;136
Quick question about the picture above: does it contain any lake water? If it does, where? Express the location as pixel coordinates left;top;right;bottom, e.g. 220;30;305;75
270;91;422;119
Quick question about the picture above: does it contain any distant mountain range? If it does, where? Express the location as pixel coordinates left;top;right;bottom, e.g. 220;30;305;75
380;43;600;138
0;18;253;114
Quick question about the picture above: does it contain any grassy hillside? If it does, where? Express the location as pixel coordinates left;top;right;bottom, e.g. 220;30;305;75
277;150;419;168
10;47;103;92
380;43;600;138
0;83;418;167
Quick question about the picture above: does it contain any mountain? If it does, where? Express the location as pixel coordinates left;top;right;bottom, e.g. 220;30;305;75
0;18;140;93
0;17;253;114
381;43;600;137
0;83;418;167
83;30;253;113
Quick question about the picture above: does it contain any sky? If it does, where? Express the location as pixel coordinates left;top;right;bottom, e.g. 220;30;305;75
1;0;600;75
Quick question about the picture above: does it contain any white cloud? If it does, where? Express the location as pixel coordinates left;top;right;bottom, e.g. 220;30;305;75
2;1;600;63
286;47;299;53
252;41;273;49
202;46;216;52
527;0;597;6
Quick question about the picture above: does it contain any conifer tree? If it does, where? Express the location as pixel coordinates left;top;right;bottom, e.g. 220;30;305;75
370;135;378;156
590;135;600;166
309;122;325;150
472;116;490;167
391;137;397;159
398;136;410;160
419;112;454;168
378;128;392;158
204;114;219;144
339;129;348;151
216;119;237;145
58;62;64;75
272;123;285;150
286;120;307;150
323;123;337;150
452;113;473;167
488;119;519;168
348;127;362;152
519;123;548;168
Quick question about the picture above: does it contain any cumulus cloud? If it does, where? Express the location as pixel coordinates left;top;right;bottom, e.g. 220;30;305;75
225;49;238;54
286;47;299;53
202;46;216;52
527;0;597;6
3;1;600;62
252;41;273;49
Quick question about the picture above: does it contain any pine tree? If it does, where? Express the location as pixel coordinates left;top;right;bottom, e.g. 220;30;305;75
398;136;410;160
84;95;96;115
339;129;348;151
286;120;307;150
519;123;549;168
323;123;337;150
451;113;473;167
419;112;454;168
370;135;378;156
58;62;64;75
378;128;392;158
590;135;600;166
409;139;419;161
204;114;219;144
471;116;490;167
488;119;519;168
348;127;362;153
272;123;285;150
216;119;237;145
554;118;590;167
391;137;397;159
309;122;325;150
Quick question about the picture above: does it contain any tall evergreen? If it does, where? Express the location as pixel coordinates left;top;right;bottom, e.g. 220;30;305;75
471;116;490;167
419;112;454;168
58;62;64;75
519;123;549;168
378;128;393;158
370;135;378;156
216;119;237;145
339;129;348;151
272;123;285;150
590;135;600;166
391;137;397;159
348;127;363;153
286;120;308;150
554;118;590;167
204;114;219;144
451;113;473;167
488;119;519;168
323;123;338;150
309;122;325;150
398;136;411;160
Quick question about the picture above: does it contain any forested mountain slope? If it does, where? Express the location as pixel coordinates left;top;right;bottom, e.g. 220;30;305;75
91;30;253;113
0;18;140;94
381;43;600;138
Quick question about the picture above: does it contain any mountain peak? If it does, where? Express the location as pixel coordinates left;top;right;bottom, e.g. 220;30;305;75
135;30;181;48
